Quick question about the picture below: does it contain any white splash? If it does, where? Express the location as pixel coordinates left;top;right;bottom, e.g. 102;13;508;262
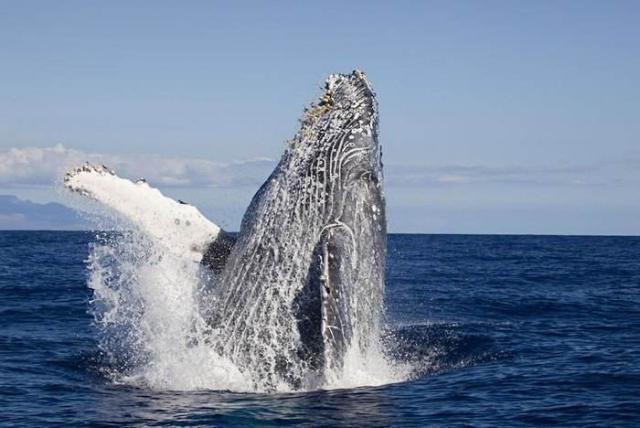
84;223;406;392
87;230;255;392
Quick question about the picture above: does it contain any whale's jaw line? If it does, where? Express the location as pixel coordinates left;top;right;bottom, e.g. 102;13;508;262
209;70;386;390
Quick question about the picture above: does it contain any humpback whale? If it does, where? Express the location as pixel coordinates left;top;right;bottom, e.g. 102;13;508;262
64;70;386;391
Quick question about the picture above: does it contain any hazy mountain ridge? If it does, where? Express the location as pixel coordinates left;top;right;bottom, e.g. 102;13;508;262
0;195;88;230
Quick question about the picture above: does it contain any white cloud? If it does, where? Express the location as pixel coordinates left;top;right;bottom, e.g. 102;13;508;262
436;174;468;184
1;144;638;190
385;161;640;187
0;144;276;188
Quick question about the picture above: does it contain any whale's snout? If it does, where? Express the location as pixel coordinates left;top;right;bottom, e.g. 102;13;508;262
324;69;376;111
292;70;381;185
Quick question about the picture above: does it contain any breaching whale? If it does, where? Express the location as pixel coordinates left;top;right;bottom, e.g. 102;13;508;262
64;70;386;390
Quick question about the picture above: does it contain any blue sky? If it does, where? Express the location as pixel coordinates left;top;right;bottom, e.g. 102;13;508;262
1;1;639;234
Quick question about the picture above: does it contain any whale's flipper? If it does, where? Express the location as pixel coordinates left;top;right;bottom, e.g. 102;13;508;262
64;163;234;271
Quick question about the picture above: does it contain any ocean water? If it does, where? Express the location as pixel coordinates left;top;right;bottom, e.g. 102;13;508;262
1;231;639;426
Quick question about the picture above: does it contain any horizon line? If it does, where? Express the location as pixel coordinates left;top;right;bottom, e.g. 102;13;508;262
1;229;638;238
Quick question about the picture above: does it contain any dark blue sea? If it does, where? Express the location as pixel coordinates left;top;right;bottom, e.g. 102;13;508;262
1;231;639;426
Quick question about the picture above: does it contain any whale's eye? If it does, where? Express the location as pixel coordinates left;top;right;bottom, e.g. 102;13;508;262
359;171;378;185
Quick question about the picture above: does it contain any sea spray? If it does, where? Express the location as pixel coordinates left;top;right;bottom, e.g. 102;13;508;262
87;229;252;391
83;221;407;392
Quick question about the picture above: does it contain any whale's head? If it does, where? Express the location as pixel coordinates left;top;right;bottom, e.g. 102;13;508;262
289;70;382;198
283;70;384;235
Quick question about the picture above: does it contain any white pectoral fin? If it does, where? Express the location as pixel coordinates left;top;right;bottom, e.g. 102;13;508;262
64;163;221;263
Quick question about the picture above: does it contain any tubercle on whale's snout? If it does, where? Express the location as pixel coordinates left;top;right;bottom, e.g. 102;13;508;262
290;70;378;148
325;69;373;93
321;70;376;114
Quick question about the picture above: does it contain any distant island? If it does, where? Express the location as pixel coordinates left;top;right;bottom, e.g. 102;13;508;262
0;195;87;230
